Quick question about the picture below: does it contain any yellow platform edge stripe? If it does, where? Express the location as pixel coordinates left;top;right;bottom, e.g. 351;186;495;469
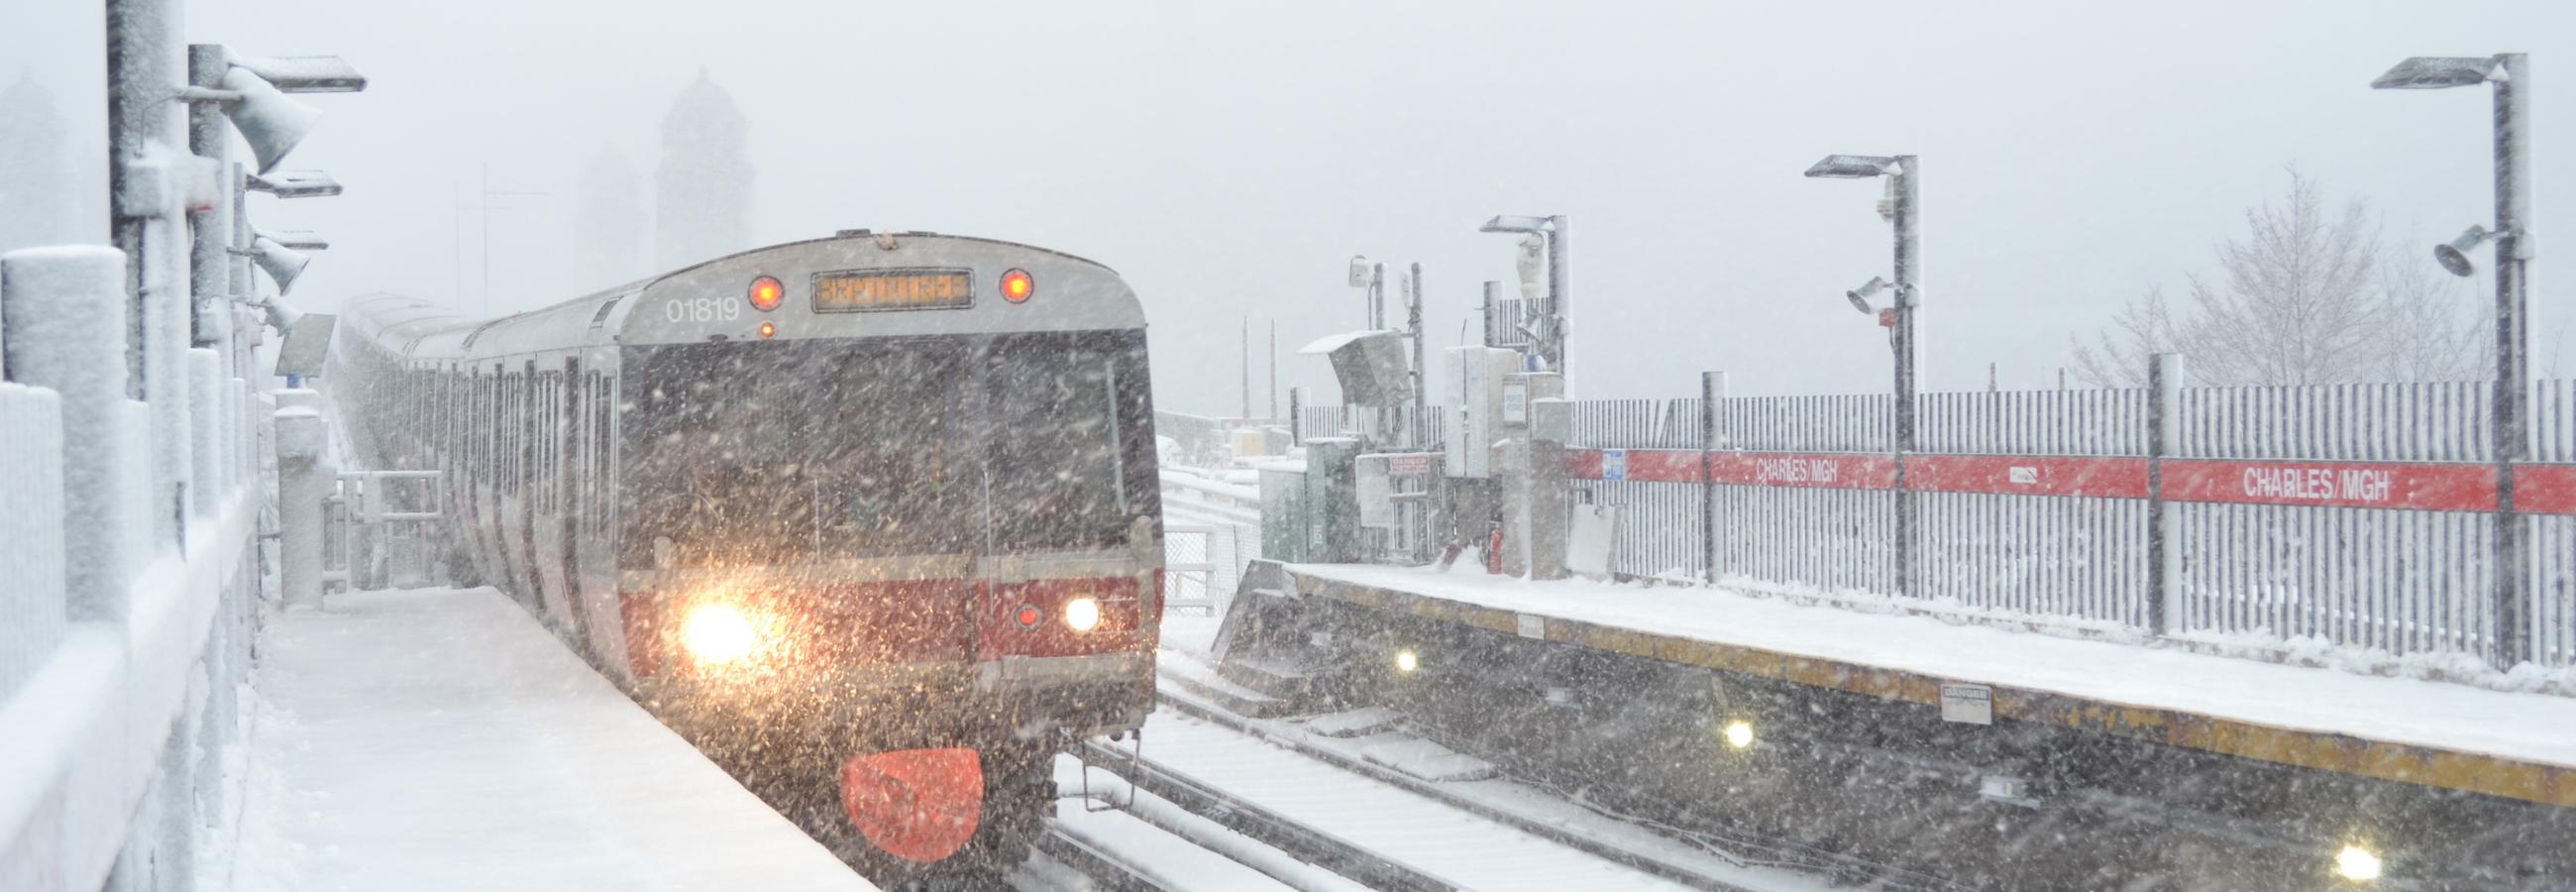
1289;572;2576;810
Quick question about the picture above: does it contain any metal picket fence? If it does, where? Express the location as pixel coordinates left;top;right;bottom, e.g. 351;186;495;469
1554;379;2576;670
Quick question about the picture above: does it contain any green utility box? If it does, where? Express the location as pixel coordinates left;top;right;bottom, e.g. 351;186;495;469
1260;437;1363;564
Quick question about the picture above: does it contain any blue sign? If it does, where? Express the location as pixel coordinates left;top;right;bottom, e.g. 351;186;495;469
1602;449;1627;482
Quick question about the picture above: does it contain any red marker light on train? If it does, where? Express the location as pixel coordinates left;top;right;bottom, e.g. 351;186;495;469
1000;269;1034;303
758;321;777;339
748;276;785;311
1016;605;1042;628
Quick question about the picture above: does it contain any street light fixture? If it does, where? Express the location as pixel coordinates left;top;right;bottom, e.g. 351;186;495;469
259;229;330;252
1477;214;1568;383
248;169;343;198
2372;52;2532;667
1807;152;1920;598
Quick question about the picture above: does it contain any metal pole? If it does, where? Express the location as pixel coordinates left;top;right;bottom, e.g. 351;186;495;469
1371;263;1386;330
1482;280;1500;349
1701;371;1724;586
2491;53;2530;667
481;163;491;317
1408;262;1426;419
1891;158;1919;599
2148;353;2183;634
186;45;233;354
1546;216;1569;390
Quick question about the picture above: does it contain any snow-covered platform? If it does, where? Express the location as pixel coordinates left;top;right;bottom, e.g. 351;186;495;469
1268;562;2576;811
221;587;874;892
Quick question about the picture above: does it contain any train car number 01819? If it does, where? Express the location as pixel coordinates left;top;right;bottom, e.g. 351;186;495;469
664;296;742;323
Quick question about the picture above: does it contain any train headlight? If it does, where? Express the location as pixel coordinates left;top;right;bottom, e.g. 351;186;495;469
1394;649;1420;673
1063;596;1102;632
1723;720;1756;749
2335;845;2382;881
682;603;761;666
1001;268;1034;303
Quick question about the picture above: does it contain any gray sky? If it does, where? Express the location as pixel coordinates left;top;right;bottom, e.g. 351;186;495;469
14;0;2573;413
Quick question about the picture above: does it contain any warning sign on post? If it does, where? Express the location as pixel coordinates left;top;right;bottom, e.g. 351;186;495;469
1940;683;1993;725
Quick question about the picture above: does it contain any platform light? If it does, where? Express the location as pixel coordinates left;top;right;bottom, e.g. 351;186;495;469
681;603;761;667
1063;596;1102;632
247;169;342;198
1723;720;1756;749
2335;844;2383;882
2433;225;2497;279
1394;649;1420;674
258;229;329;251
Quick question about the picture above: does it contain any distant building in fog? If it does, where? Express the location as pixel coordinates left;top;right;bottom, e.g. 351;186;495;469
0;71;79;254
575;144;649;287
654;69;754;271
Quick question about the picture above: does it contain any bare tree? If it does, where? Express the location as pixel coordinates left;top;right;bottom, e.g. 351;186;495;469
2373;246;2490;382
2179;170;2381;386
2067;285;2184;389
2071;170;2481;388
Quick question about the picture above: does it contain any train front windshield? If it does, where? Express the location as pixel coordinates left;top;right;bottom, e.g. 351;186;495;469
620;330;1156;568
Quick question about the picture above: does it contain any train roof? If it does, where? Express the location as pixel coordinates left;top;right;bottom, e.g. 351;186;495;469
335;231;1137;369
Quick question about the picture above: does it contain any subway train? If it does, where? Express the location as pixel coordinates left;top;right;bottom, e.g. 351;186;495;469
328;230;1163;877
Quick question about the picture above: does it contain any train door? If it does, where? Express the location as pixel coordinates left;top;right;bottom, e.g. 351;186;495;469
555;358;591;647
581;370;623;668
519;360;545;610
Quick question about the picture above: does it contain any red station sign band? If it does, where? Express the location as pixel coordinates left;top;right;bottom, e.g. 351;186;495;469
1564;448;2576;515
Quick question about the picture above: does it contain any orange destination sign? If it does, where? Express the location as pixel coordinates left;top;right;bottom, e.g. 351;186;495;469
811;269;974;312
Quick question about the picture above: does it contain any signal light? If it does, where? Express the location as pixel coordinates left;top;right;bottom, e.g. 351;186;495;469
748;276;785;311
1001;268;1034;303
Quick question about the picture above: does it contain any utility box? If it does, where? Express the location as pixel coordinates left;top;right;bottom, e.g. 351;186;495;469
1304;437;1363;562
1258;465;1312;563
1445;346;1522;479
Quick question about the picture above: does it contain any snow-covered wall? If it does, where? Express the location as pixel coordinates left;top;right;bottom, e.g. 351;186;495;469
0;250;267;890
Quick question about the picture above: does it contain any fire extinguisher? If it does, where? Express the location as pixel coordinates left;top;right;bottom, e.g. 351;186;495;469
1483;508;1506;575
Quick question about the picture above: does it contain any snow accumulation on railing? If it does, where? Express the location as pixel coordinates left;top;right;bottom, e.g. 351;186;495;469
1543;381;2576;681
0;248;272;892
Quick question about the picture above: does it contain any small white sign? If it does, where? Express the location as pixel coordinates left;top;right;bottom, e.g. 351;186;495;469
1387;453;1434;476
1502;385;1529;423
2007;466;2039;485
1516;613;1546;639
1940;683;1993;725
1602;449;1628;482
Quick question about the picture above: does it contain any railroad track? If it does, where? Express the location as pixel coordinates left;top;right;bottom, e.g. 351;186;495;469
1149;680;1773;892
1069;738;1464;892
1025;827;1173;892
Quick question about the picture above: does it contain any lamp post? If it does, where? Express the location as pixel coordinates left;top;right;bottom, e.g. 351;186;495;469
1807;154;1919;597
2373;53;2532;667
1478;214;1568;386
